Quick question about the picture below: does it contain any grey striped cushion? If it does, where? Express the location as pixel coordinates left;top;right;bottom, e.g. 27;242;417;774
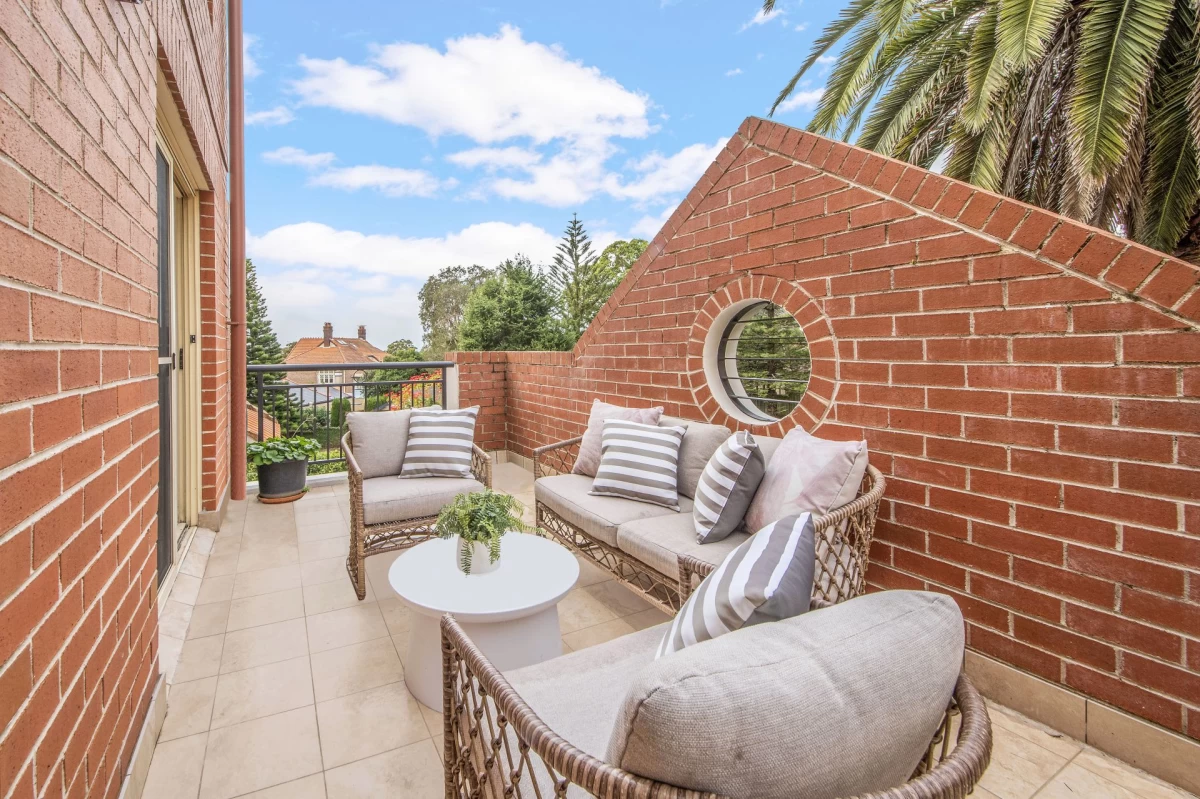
589;419;687;510
398;406;479;479
693;431;766;544
657;514;815;658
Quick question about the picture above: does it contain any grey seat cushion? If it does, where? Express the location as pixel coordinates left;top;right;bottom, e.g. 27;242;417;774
361;476;484;525
346;410;417;479
660;416;730;499
616;512;748;578
535;474;690;547
606;591;965;799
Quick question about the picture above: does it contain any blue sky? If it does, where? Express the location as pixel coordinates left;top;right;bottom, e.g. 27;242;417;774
242;0;840;348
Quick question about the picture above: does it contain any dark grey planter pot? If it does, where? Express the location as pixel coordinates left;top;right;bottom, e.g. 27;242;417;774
257;458;308;499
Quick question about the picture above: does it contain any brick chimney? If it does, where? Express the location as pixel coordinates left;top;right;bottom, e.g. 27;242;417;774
358;325;367;340
322;322;333;346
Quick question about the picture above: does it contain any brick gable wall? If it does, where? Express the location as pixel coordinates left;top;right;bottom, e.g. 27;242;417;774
454;116;1200;740
0;0;229;796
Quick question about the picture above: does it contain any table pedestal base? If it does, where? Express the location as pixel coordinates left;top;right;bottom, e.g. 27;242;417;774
405;607;563;710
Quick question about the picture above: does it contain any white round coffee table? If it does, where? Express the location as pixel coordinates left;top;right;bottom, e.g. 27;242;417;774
388;533;580;710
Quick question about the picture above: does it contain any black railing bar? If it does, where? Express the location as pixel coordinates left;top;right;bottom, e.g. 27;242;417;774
726;376;811;384
728;394;802;404
727;337;812;343
724;357;814;363
248;361;454;372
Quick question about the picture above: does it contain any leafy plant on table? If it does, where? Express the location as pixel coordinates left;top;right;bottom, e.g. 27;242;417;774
436;490;531;573
246;436;321;467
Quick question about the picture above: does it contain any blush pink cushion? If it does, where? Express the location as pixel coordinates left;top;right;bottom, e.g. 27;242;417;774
744;428;869;532
572;400;664;477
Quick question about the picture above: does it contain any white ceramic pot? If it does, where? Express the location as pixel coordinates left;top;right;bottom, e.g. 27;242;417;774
456;537;501;575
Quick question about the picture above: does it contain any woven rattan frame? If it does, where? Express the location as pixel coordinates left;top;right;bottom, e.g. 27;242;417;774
344;431;492;600
441;613;992;799
533;436;886;613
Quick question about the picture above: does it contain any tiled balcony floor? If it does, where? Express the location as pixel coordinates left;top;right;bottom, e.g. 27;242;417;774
146;462;1197;799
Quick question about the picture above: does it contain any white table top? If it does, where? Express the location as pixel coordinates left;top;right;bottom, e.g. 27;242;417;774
388;534;580;623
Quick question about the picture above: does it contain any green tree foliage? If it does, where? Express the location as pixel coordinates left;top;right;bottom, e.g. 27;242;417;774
546;215;620;343
458;256;567;352
767;0;1200;260
418;265;491;357
246;259;285;404
596;238;650;280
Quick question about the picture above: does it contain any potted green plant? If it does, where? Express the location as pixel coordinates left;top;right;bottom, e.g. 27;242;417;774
436;490;530;574
247;436;321;502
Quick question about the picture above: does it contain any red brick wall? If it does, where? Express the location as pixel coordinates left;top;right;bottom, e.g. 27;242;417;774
0;0;228;797
456;117;1200;739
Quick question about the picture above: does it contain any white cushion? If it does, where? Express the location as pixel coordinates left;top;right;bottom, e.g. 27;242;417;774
399;406;479;479
591;420;687;510
361;476;483;525
616;512;748;578
744;428;868;531
573;400;663;477
535;474;690;547
693;431;765;543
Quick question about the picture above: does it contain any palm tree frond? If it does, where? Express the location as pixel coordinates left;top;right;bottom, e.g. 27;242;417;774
962;6;1010;130
997;0;1070;66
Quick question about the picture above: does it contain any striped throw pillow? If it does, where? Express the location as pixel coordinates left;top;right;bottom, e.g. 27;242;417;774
589;419;687;510
398;406;479;479
693;431;766;544
657;514;816;658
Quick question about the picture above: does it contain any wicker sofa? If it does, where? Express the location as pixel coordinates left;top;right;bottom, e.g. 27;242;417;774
534;418;886;613
442;570;992;799
341;410;491;600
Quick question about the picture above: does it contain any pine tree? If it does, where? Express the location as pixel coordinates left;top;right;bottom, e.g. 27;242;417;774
244;259;293;431
546;215;617;344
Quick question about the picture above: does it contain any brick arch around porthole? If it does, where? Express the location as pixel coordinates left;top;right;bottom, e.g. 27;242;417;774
685;274;837;436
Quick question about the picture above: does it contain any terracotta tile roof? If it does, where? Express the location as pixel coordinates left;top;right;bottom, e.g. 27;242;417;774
246;401;282;440
285;336;389;365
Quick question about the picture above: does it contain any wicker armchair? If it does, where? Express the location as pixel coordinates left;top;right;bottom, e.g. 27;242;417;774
533;435;886;614
441;603;993;799
343;431;492;600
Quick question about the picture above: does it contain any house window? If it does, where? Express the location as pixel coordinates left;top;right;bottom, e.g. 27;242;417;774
317;371;338;385
715;301;810;422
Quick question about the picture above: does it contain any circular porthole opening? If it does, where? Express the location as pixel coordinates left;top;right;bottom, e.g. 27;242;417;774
706;300;810;423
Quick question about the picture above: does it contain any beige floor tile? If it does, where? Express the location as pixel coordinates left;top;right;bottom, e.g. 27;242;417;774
574;555;613;587
299;536;350;564
172;574;203;605
563;618;636;650
377;598;412;636
180;548;210;578
323;739;444;799
161;600;194;639
161;677;217;742
988;701;1083;760
204;552;240;577
142;731;207;799
557;587;619;634
303;578;374;616
624;607;671;631
199;706;322;799
307;604;389;653
210;656;314;729
237;543;300;573
159;634;184;684
364;551;402;597
195;574;235;605
297;508;344;527
210;536;242;558
301;556;347;587
316;681;430;769
1035;763;1139;799
232;564;303;599
584;580;653;617
1072;748;1196;799
297;520;348;543
234;774;326;799
174;635;224;683
310;638;404;702
560;637;573;653
220;618;309;674
186;602;231;639
979;723;1072;799
418;701;443;738
226;589;305;632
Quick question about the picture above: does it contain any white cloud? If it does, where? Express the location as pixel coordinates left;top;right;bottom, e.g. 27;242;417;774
247;220;561;278
257;269;336;309
725;68;743;76
446;147;543;172
487;138;614;206
263;146;336;169
777;88;824;113
606;138;728;203
741;8;784;31
310;165;454;197
631;205;675;239
794;22;809;32
293;25;652;144
245;106;295;126
243;33;262;79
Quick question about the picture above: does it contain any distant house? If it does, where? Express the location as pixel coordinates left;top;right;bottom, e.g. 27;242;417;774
284;323;389;387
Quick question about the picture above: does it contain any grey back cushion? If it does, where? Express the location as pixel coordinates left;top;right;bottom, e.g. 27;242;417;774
659;416;730;499
756;436;783;467
346;410;418;479
606;591;964;799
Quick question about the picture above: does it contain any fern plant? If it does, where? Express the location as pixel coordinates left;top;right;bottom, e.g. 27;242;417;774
436;490;531;574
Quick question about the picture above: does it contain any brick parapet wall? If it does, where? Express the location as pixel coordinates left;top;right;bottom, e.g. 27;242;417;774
456;116;1200;740
0;0;229;797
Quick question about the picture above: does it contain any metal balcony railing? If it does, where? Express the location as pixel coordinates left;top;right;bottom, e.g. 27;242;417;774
246;361;453;468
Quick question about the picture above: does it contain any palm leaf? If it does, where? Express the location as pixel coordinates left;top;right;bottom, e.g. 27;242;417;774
962;6;1010;130
1069;0;1173;180
770;0;876;115
997;0;1070;66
